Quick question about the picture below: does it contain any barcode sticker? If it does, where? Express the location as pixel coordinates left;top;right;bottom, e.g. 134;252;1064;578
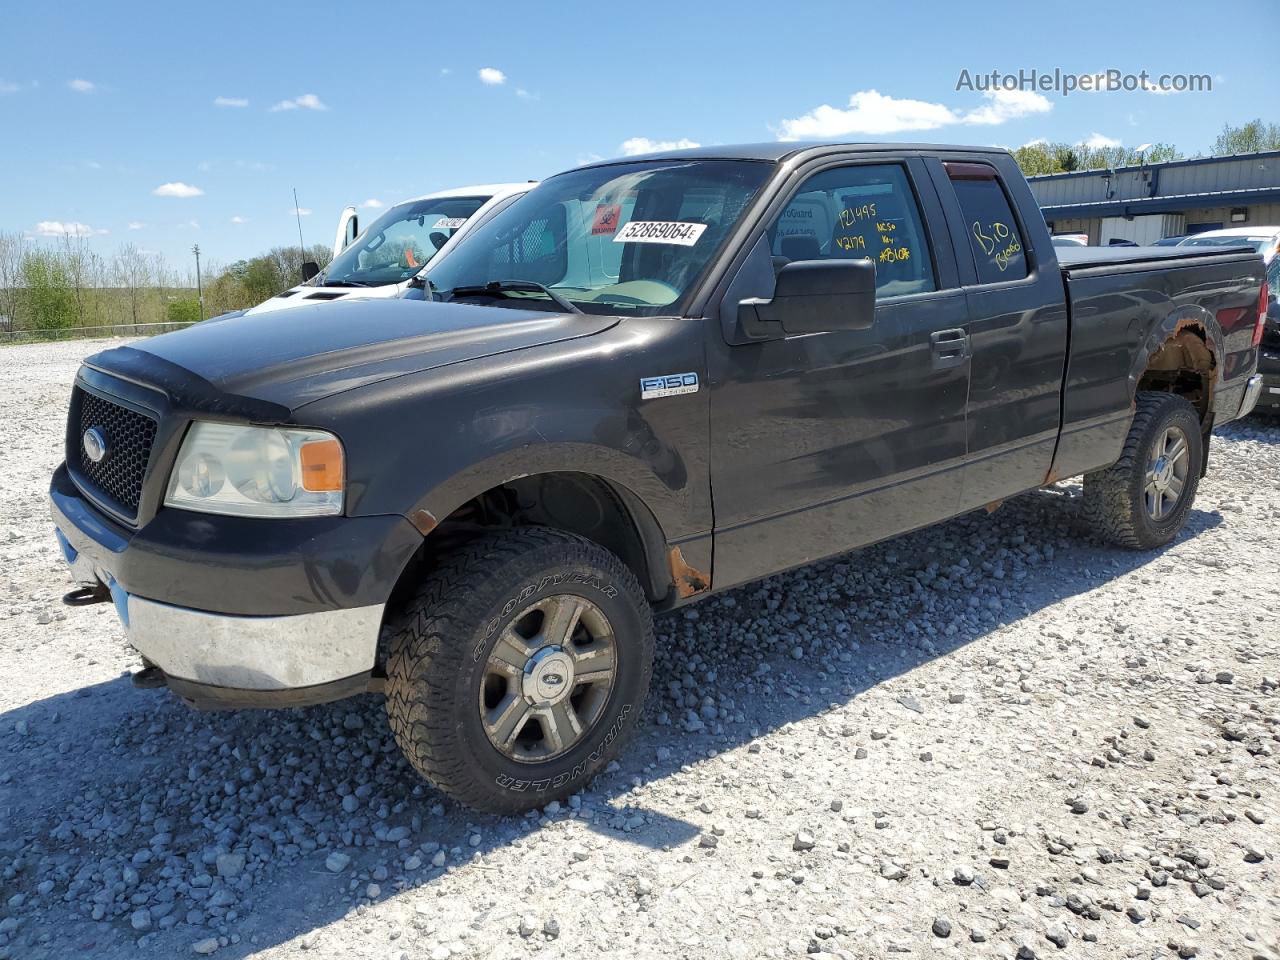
613;221;707;246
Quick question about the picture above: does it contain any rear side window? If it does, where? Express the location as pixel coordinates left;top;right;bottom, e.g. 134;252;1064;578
947;163;1028;283
766;164;936;298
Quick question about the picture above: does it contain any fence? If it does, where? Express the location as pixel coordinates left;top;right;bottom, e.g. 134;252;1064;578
0;320;200;345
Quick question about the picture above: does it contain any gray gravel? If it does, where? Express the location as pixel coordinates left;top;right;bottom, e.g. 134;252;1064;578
1;338;1278;960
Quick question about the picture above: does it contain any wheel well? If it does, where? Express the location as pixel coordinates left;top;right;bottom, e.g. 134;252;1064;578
1137;324;1216;421
389;473;672;618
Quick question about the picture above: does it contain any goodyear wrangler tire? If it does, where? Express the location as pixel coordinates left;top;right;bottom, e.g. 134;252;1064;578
384;527;654;813
1082;391;1203;550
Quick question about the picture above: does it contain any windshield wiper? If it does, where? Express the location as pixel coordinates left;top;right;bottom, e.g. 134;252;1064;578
320;279;375;288
446;280;582;314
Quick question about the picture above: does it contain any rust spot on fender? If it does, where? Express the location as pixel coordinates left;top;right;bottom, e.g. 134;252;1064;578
409;508;439;535
668;546;710;599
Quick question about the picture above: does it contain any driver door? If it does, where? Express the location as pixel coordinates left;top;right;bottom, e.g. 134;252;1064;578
707;157;970;588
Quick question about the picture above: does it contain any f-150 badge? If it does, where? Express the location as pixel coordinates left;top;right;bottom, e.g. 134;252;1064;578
640;372;699;400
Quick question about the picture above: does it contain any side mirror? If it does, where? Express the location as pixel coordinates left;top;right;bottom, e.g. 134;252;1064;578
300;261;320;282
738;259;876;338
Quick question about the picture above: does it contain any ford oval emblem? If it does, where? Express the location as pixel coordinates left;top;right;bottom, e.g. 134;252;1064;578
83;427;108;464
542;672;564;686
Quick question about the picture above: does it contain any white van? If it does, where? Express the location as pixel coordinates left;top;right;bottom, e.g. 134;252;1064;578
245;183;533;315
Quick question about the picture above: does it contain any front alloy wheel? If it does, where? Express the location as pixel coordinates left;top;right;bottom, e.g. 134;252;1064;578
383;527;653;813
480;594;617;763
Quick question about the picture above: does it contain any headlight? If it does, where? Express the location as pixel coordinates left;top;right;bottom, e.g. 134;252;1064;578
165;422;344;518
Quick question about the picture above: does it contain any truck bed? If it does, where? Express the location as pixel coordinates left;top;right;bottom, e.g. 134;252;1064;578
1055;244;1260;272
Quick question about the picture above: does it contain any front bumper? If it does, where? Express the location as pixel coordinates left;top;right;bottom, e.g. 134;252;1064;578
51;464;421;707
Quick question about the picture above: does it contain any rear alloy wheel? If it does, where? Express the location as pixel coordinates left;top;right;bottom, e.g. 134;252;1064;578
1142;424;1191;522
1083;391;1203;549
383;527;653;813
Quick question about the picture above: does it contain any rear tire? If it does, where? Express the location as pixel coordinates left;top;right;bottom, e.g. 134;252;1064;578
1082;391;1203;550
383;527;654;813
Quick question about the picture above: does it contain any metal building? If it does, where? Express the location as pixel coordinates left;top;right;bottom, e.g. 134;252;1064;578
1029;150;1280;244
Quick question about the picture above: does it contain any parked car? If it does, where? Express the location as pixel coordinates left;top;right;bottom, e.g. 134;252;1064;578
1153;235;1187;246
1051;233;1088;247
1177;226;1280;259
243;183;533;315
51;141;1266;812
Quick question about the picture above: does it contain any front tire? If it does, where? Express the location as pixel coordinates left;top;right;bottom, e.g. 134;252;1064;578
1082;391;1203;549
383;527;654;813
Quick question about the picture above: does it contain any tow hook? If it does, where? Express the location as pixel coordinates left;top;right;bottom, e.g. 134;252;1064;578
62;583;111;607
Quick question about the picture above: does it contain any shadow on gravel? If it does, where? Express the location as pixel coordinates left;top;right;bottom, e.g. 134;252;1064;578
0;490;1226;959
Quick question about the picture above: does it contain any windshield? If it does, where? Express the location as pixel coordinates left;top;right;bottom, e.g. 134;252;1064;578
1179;235;1273;253
423;160;771;316
323;195;488;286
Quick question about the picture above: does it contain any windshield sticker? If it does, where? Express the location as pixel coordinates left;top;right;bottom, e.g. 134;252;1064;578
432;217;468;230
613;221;707;246
591;203;622;236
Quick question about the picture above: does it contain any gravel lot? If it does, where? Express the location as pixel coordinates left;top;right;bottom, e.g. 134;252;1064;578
1;338;1277;960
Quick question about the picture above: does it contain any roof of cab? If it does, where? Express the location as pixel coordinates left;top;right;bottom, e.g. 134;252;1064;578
572;141;1012;169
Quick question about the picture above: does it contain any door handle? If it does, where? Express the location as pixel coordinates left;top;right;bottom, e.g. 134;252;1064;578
930;328;969;369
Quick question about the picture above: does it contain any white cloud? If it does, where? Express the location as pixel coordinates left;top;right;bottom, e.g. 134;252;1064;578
1021;137;1049;148
68;78;95;93
1082;132;1121;148
515;88;537;100
0;80;21;95
186;219;200;229
961;89;1051;125
292;207;312;216
153;181;204;198
214;96;249;108
778;87;1055;141
478;67;506;86
84;160;102;169
359;198;384;209
778;90;957;140
230;215;248;224
619;137;701;156
127;221;145;230
270;93;327;112
35;220;107;237
439;67;452;77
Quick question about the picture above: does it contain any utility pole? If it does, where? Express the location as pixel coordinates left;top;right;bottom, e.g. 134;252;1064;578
293;187;307;262
192;244;205;322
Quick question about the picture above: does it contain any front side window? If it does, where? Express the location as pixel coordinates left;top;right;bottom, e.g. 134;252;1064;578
424;160;771;316
323;195;488;286
766;164;936;297
946;164;1028;283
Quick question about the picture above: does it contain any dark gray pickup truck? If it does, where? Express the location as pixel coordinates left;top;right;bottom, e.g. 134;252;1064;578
50;142;1266;812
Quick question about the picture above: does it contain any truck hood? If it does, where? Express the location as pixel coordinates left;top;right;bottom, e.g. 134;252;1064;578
87;299;618;412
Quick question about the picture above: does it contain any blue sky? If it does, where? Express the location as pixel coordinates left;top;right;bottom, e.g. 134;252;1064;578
2;0;1274;273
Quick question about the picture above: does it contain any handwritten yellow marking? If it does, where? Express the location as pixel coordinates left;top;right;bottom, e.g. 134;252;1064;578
837;203;877;227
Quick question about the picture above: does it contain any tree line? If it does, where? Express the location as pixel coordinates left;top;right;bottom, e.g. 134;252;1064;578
0;232;332;337
1012;118;1280;177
